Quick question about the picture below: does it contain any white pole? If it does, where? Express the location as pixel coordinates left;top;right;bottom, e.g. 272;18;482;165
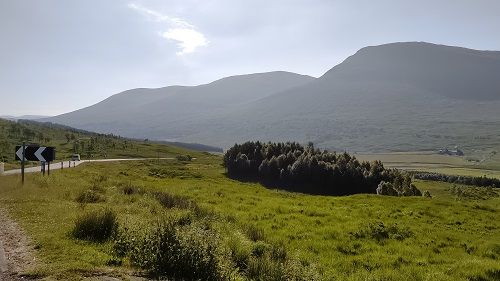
0;162;4;174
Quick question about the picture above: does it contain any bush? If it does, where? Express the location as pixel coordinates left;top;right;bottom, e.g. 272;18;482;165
75;189;105;203
72;209;118;242
130;222;234;280
413;172;500;188
176;155;192;161
449;185;499;200
423;190;432;198
376;181;398;196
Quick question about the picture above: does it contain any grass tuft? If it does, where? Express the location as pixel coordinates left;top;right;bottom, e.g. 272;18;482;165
71;209;118;242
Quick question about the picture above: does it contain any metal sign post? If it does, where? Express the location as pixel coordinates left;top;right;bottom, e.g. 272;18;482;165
21;142;25;185
15;144;56;182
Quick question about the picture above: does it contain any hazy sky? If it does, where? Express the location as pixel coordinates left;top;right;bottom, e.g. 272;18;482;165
1;0;500;116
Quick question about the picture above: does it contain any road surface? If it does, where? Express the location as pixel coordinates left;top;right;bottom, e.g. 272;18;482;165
1;158;175;176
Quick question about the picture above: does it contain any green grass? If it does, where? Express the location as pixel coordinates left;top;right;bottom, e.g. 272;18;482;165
0;153;499;280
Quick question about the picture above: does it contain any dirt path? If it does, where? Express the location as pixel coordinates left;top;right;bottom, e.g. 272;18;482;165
0;208;37;280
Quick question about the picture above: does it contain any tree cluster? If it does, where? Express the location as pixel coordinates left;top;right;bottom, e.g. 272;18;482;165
413;172;500;188
223;141;421;196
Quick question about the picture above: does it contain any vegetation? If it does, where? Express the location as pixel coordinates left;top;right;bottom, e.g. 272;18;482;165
0;118;192;166
413;172;500;188
224;141;421;196
1;154;499;280
71;209;118;242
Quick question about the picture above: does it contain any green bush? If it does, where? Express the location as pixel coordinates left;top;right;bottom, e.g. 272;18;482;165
72;209;118;242
130;222;235;280
176;155;192;161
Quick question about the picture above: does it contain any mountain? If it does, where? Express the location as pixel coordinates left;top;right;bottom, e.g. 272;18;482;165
1;115;51;121
45;42;500;153
44;71;314;139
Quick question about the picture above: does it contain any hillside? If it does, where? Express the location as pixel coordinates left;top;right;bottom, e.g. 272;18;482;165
44;42;500;155
0;118;197;166
44;71;315;139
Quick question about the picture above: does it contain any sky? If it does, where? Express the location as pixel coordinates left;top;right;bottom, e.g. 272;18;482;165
1;0;500;116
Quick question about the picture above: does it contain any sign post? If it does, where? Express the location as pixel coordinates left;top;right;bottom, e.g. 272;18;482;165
16;145;56;181
21;142;25;184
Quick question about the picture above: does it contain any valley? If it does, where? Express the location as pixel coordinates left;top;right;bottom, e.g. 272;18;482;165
1;153;499;280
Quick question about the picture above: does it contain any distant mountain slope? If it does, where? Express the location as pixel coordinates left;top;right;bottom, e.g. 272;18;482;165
45;42;500;153
1;115;51;121
322;42;500;100
45;71;315;138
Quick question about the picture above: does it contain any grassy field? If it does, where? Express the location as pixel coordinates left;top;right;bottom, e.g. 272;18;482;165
356;152;500;179
0;152;499;280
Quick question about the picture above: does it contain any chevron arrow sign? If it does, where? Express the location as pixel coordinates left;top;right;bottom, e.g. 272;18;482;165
15;145;56;162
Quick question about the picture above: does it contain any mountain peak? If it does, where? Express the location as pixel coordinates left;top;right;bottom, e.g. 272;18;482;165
321;42;500;100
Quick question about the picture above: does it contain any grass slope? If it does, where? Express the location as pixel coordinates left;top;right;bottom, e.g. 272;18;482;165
0;153;499;280
0;118;192;169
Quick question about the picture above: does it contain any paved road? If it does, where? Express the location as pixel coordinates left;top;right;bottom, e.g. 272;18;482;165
1;158;175;176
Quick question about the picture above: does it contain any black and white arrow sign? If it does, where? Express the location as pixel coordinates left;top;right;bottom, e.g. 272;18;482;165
15;145;56;162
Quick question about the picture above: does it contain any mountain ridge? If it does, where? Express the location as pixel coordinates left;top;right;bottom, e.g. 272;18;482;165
43;42;500;153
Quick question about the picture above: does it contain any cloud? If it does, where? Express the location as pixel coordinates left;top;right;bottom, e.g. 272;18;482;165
160;28;208;55
128;3;208;55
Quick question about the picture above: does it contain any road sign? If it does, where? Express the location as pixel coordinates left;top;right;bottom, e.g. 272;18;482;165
15;146;56;162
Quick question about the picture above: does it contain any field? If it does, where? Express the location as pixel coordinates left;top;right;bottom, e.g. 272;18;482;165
356;151;500;179
1;152;499;280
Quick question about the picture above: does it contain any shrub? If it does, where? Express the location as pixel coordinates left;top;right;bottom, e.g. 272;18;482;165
75;189;105;203
130;222;234;280
176;155;192;161
423;190;432;198
72;209;118;242
449;185;499;200
376;181;398;196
